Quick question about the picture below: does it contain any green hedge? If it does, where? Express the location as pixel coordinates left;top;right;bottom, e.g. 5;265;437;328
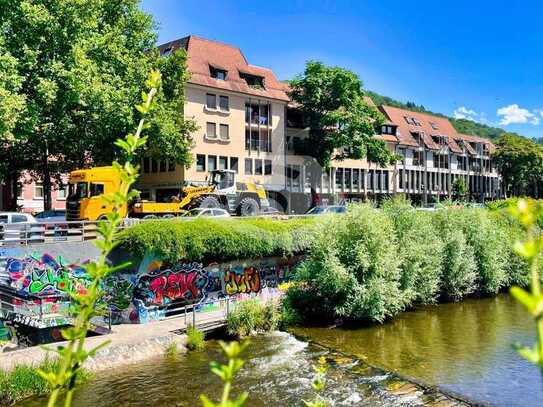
116;217;317;263
284;197;529;324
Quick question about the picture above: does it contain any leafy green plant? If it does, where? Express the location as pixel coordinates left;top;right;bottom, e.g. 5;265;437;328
116;217;316;264
0;358;90;406
186;324;206;351
41;71;161;407
165;341;179;359
508;199;543;367
303;356;329;407
226;299;280;338
200;341;249;407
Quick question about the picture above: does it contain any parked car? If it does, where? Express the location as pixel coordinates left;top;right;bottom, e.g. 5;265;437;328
305;205;347;215
182;208;231;218
0;212;44;243
34;210;66;223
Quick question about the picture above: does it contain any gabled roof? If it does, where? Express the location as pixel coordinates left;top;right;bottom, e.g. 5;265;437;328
158;36;289;102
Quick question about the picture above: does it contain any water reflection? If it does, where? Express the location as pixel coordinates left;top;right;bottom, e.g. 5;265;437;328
293;294;542;406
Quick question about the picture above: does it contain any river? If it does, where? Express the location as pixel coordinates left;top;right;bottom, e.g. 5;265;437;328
17;294;541;406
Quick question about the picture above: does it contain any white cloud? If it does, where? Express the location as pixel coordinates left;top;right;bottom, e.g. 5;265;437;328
453;106;479;121
497;104;540;126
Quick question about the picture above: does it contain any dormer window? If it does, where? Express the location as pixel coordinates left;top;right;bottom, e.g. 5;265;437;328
210;66;227;80
429;122;439;130
381;125;396;135
239;72;264;89
403;116;421;127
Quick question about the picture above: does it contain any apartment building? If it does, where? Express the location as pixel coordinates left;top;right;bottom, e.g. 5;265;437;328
286;104;500;208
136;36;290;202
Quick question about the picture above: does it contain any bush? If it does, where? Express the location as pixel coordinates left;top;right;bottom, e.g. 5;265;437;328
286;204;406;323
186;325;205;351
383;197;443;304
226;299;280;338
116;217;317;264
0;358;90;406
284;202;529;325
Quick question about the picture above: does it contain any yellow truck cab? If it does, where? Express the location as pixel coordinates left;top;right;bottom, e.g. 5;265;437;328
67;167;127;221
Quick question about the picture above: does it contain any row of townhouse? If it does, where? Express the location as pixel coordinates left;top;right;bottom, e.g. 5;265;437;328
138;35;500;212
1;35;500;214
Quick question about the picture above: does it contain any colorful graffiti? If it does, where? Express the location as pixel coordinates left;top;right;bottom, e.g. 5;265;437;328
134;262;209;307
5;253;91;297
224;267;261;295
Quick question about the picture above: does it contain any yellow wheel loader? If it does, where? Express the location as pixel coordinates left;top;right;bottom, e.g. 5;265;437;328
66;167;269;221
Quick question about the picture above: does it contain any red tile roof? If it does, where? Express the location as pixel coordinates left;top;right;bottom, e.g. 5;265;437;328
158;36;289;102
380;105;495;155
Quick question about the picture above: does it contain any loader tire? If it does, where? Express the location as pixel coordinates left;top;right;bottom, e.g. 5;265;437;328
237;197;259;216
192;195;221;209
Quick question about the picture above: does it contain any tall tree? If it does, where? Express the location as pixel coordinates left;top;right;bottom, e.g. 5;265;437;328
0;0;195;210
288;61;395;206
493;133;543;197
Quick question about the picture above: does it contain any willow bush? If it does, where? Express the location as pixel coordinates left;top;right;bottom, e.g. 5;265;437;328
285;200;528;324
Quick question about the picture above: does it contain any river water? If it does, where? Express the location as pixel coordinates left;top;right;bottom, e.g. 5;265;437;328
17;294;542;407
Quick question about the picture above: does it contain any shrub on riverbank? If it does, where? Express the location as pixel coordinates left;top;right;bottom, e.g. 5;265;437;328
0;358;90;406
116;217;316;263
186;325;205;351
226;299;281;338
285;201;528;324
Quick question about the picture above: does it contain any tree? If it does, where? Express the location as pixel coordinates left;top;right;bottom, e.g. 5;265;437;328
288;61;395;206
0;0;196;210
452;177;467;201
493;133;543;197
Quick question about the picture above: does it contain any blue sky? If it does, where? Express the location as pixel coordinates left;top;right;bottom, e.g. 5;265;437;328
141;0;543;138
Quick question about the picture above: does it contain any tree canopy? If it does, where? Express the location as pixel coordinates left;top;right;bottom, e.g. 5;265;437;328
0;0;195;209
493;133;543;197
289;61;394;169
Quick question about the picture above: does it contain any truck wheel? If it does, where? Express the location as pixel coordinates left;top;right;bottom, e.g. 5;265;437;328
193;195;221;209
238;197;259;216
143;214;158;220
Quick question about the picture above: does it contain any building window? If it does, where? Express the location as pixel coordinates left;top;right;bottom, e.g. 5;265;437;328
151;159;158;173
168;161;176;172
335;168;343;190
159;160;167;172
206;93;216;109
382;125;396;135
219;95;229;112
255;159;263;175
264;160;272;175
196;154;206;172
240;72;264;88
208;155;217;172
161;47;173;57
219;156;228;170
57;184;67;199
429;122;439;130
230;157;239;173
245;158;253;174
220;124;229;140
206;122;216;139
210;66;227;80
34;182;44;199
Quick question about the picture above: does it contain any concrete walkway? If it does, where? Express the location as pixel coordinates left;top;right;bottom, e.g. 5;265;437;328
0;309;227;372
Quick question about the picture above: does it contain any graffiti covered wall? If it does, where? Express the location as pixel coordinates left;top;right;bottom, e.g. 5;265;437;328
104;254;302;324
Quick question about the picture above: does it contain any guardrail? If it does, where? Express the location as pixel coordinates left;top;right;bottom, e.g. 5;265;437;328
0;214;313;246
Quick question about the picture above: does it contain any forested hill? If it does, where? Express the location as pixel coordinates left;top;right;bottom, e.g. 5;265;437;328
366;90;520;140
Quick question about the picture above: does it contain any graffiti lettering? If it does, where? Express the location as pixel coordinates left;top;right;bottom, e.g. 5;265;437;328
135;262;208;307
224;267;261;295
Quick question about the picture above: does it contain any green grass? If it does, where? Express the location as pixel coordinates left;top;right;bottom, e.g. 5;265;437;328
0;358;90;406
186;325;205;351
